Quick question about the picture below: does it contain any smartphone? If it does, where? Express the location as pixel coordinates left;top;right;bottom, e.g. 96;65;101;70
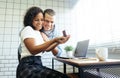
62;30;67;37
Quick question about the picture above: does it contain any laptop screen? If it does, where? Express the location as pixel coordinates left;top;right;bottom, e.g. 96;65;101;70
74;40;89;57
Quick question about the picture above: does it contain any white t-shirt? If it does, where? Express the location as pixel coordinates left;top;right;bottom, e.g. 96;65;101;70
20;26;44;59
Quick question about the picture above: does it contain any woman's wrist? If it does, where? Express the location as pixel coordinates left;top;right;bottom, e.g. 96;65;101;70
55;37;61;44
56;41;60;44
54;37;59;42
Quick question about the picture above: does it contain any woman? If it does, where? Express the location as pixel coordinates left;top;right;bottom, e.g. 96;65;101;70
16;6;70;78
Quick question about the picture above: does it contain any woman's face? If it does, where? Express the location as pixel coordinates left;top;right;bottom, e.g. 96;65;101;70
32;13;44;30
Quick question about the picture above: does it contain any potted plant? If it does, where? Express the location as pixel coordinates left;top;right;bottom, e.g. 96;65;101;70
64;45;74;57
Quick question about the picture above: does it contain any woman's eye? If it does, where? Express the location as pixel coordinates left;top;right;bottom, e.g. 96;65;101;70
34;19;38;21
35;19;44;21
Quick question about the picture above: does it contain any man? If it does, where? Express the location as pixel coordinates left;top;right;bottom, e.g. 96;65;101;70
41;9;62;56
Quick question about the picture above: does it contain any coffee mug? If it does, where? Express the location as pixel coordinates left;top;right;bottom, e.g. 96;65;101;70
95;47;108;61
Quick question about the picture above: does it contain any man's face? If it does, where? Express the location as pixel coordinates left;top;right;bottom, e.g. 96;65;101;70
43;13;55;31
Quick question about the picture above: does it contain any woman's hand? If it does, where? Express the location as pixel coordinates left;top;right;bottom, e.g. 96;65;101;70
55;35;70;44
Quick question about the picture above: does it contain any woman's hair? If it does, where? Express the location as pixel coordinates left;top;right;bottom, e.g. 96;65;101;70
23;6;43;29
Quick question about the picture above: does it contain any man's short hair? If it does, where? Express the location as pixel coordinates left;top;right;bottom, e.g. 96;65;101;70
43;9;56;17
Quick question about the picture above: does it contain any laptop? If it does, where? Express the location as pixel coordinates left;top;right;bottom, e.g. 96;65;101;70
57;39;89;59
74;39;89;58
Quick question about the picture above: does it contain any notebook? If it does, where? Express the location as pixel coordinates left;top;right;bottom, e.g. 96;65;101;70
57;40;89;59
74;39;89;57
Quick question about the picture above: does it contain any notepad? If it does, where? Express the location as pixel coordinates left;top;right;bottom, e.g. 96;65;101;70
69;58;99;63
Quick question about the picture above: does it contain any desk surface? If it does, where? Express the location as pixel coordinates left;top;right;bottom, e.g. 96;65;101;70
53;57;120;68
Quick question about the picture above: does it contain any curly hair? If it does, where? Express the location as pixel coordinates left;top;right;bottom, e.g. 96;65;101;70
23;6;43;29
